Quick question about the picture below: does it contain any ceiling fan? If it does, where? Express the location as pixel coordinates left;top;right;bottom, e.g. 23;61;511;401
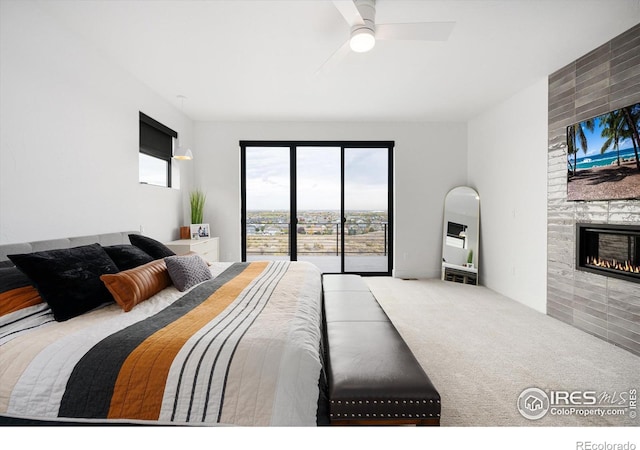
318;0;455;73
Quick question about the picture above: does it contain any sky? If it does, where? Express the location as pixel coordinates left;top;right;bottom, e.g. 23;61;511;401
245;146;388;211
575;114;635;157
139;153;168;187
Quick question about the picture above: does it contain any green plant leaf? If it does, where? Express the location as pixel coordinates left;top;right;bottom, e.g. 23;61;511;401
190;189;206;224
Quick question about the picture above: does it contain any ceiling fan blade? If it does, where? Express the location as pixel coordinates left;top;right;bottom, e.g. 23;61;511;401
314;39;352;76
376;22;455;42
332;0;364;27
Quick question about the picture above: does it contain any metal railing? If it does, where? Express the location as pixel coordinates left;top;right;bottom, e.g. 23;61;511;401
246;222;388;256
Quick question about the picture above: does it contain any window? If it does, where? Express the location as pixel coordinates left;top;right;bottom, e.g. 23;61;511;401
139;112;177;187
241;141;394;276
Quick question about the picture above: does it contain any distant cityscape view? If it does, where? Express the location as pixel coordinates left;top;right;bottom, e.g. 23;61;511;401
246;209;389;256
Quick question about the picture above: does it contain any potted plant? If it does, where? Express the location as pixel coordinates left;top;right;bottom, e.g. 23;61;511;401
190;189;206;224
186;189;208;239
466;249;474;268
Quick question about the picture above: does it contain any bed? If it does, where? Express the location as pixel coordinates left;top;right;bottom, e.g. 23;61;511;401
0;232;327;426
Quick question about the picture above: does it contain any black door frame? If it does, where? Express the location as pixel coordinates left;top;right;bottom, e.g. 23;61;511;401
240;140;394;276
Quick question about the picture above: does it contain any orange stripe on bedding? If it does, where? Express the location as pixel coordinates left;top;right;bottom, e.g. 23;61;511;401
0;286;42;316
107;261;268;420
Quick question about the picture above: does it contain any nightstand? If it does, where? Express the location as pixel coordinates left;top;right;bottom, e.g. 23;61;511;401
165;237;219;263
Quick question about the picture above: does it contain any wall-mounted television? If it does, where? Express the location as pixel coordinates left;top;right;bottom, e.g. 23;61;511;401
567;101;640;201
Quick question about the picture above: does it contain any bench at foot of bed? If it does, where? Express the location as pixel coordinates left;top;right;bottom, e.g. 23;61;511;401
322;274;441;426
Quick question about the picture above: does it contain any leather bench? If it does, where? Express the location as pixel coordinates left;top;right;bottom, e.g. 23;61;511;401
322;274;441;426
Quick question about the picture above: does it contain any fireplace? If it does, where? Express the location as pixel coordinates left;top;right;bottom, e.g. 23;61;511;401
576;223;640;283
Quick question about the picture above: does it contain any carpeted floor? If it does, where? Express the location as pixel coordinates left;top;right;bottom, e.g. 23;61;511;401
364;277;640;427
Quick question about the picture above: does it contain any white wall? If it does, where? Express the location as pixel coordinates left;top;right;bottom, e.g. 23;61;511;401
0;1;194;245
194;121;467;278
0;2;549;312
467;78;548;313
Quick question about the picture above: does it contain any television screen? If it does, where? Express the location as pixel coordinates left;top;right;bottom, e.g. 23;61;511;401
567;101;640;201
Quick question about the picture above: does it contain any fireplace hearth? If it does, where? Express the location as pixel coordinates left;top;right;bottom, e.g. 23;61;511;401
576;223;640;283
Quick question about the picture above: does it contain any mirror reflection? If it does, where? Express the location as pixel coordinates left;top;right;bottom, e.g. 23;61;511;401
441;186;480;285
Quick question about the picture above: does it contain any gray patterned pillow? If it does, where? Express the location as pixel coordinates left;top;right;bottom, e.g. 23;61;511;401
164;254;212;292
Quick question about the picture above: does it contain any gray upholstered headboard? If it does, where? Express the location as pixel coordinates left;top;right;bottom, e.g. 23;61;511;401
0;231;140;264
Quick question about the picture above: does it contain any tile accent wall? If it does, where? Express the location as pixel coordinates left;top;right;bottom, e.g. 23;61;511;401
548;23;640;356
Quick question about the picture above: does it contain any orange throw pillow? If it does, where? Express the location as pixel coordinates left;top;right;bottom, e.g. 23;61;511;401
101;259;171;312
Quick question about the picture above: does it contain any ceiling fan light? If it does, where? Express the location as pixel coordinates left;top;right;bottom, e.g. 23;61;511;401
350;28;375;53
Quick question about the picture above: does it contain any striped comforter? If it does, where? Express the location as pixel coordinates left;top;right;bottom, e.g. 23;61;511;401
0;261;323;426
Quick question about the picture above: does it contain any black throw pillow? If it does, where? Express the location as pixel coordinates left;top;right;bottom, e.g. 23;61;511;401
129;234;175;259
8;243;119;322
0;265;33;292
0;266;43;316
103;244;154;271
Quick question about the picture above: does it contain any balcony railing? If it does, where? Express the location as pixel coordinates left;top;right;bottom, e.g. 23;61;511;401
246;222;388;256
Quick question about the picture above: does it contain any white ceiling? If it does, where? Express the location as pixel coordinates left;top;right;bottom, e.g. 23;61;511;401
35;0;640;122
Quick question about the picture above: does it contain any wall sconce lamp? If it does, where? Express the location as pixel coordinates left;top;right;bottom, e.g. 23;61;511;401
173;95;193;160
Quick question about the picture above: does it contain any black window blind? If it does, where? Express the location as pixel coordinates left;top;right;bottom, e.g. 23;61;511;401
139;112;177;161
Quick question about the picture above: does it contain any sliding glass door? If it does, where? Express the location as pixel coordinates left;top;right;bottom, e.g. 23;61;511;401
296;146;342;273
243;146;290;262
344;147;390;274
241;141;393;275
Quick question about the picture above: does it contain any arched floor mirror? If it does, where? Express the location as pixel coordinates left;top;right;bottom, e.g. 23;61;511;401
441;186;480;285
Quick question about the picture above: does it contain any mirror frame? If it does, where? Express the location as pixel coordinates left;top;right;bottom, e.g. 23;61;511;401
441;186;480;283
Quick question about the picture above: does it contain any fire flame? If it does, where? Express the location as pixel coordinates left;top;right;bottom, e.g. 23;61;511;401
586;256;640;274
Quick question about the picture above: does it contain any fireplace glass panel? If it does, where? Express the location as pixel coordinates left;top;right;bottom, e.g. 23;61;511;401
597;233;637;264
577;223;640;283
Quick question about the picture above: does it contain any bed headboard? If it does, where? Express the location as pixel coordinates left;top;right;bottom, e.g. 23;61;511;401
0;231;140;264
